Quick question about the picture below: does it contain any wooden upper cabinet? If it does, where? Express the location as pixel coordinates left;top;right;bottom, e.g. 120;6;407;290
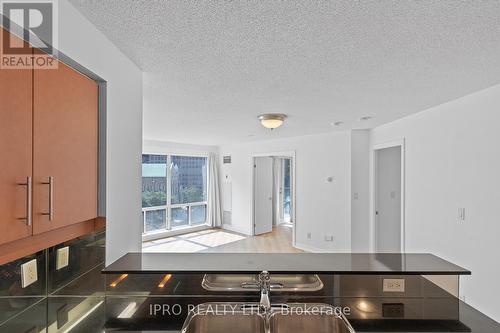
0;28;33;244
33;59;98;234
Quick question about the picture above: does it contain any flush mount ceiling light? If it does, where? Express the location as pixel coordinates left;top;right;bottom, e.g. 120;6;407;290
258;113;287;129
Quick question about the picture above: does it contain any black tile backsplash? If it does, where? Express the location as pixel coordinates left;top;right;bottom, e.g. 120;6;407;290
0;231;105;332
48;232;105;295
0;250;46;325
0;298;47;333
0;250;47;297
47;295;105;333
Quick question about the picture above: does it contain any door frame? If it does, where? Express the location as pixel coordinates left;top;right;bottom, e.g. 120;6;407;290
251;151;296;247
370;139;406;253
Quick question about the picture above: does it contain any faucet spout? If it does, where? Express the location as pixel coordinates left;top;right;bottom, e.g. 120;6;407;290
258;271;272;312
260;289;271;310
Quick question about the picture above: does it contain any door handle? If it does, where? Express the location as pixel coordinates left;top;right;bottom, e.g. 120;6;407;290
41;176;54;221
17;177;32;226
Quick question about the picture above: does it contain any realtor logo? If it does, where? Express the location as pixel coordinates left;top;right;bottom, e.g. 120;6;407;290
1;0;58;69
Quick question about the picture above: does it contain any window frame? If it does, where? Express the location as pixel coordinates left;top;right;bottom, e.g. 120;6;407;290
141;152;210;237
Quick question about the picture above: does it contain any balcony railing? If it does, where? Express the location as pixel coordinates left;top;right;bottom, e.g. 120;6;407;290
142;202;208;234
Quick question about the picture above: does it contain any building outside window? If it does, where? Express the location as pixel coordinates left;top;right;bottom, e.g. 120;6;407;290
142;154;208;235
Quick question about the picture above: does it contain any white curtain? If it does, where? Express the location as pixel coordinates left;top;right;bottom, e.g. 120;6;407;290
208;152;223;227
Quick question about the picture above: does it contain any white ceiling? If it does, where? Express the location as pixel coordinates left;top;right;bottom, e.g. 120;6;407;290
69;0;500;145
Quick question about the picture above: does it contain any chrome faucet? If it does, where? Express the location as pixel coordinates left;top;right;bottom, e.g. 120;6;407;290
240;271;283;313
258;271;272;311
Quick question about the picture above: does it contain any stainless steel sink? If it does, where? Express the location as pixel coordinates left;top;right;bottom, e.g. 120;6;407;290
181;303;355;333
269;304;355;333
181;303;266;333
201;274;323;292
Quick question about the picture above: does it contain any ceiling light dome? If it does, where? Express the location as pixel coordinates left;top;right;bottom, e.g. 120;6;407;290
258;113;287;129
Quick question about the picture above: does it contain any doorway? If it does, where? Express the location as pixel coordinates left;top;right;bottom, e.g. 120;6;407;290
281;158;293;224
373;142;405;253
273;157;293;226
252;152;296;246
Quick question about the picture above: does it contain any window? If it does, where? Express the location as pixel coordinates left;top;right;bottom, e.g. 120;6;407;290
142;154;208;234
142;154;167;233
282;158;292;223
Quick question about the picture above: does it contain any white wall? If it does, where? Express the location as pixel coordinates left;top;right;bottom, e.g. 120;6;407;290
370;84;500;321
59;1;143;264
219;132;351;252
351;130;370;252
143;139;218;156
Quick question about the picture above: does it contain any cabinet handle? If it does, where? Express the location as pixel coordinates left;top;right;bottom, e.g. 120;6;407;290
41;176;54;221
17;177;32;226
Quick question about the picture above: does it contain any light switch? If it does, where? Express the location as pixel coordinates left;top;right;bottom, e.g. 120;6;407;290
324;235;334;242
56;246;70;270
21;259;38;288
458;208;466;222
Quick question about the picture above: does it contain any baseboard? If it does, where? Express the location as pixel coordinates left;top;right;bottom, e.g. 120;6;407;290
142;225;211;242
294;242;337;253
222;224;251;236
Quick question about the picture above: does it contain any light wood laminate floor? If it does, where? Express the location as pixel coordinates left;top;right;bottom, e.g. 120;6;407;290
142;224;304;253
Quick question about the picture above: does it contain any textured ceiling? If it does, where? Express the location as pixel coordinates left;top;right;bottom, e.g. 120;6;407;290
69;0;500;145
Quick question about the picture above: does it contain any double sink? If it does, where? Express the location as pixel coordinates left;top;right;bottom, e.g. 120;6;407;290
181;273;355;333
182;302;354;333
201;273;324;292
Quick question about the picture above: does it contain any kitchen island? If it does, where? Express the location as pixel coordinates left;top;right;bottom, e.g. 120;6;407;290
102;253;499;333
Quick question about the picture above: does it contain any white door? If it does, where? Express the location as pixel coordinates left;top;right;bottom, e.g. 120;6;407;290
375;146;402;252
254;157;273;235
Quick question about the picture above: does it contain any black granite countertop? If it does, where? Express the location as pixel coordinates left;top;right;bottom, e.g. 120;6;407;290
103;253;471;275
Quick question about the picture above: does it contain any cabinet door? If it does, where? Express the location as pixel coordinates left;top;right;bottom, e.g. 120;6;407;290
0;28;33;244
33;59;98;234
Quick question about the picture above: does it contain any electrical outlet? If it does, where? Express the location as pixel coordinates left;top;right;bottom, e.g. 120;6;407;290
307;232;312;239
56;246;70;270
383;278;405;292
324;235;334;242
382;303;404;318
21;259;38;288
